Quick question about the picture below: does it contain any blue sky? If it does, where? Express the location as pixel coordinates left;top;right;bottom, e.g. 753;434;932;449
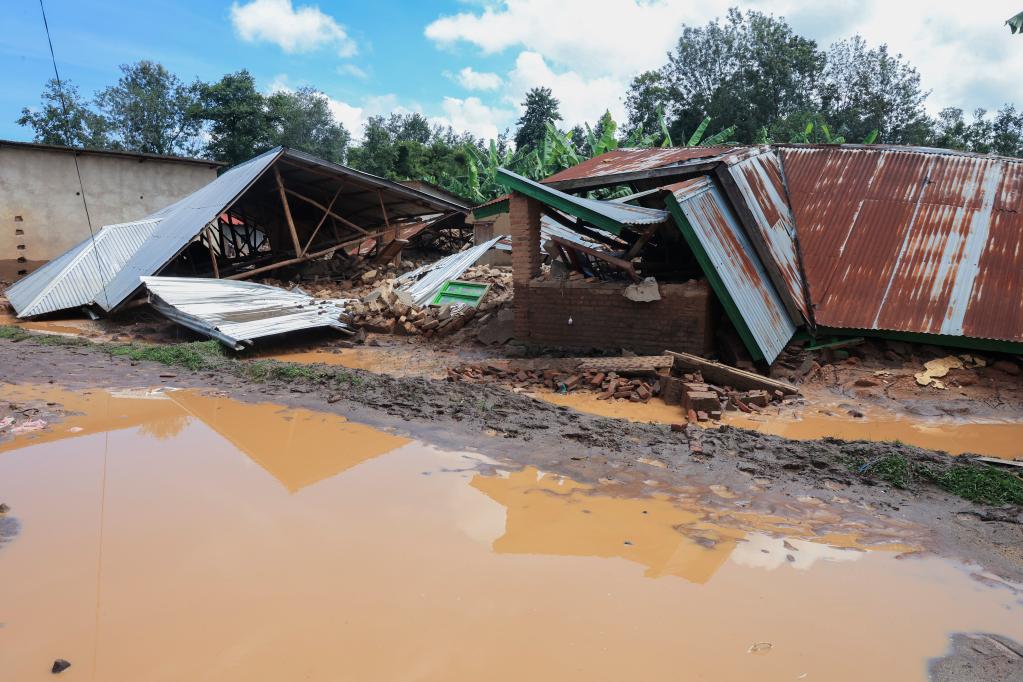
4;0;1023;145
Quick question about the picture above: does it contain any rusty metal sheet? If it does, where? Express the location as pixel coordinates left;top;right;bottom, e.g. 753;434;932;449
544;147;728;184
779;145;1023;343
665;177;795;363
718;147;810;323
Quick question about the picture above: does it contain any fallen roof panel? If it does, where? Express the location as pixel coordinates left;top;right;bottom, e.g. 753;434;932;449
395;235;506;307
141;276;355;350
780;145;1023;343
716;146;810;324
497;168;668;236
9;147;467;318
664;177;795;364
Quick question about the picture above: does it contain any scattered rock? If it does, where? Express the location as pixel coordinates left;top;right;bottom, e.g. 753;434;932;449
52;659;71;674
992;360;1020;376
360;269;379;283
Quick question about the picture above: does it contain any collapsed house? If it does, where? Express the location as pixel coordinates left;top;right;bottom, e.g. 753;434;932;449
6;146;469;321
487;144;1023;364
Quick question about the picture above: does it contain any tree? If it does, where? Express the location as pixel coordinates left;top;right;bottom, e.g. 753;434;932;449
194;70;273;165
514;87;562;151
819;37;930;144
95;61;202;155
639;9;824;144
16;78;111;148
265;87;350;163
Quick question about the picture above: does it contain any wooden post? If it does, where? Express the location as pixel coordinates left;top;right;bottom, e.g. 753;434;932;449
206;227;220;278
301;184;343;256
377;189;398;265
273;166;303;256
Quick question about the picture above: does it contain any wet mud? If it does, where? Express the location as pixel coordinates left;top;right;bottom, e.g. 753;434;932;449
1;385;1021;681
0;338;1021;587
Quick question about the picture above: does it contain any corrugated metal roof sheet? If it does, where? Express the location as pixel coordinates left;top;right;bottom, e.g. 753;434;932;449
141;276;354;350
497;168;668;234
780;145;1023;342
6;218;161;317
718;146;810;323
9;147;467;318
664;177;795;363
395;235;506;307
543;147;729;184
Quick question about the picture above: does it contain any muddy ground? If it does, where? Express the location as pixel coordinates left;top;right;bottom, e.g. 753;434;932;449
1;336;1021;589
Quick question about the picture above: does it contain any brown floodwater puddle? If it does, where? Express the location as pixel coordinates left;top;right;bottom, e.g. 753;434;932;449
1;384;1021;681
538;389;1023;460
0;311;100;338
255;347;448;379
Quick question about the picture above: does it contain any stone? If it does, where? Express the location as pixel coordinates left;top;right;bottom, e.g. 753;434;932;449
52;659;71;674
992;360;1020;376
854;377;880;387
622;277;661;302
361;269;379;283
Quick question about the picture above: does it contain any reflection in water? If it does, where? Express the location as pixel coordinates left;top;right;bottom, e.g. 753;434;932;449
0;384;408;492
472;467;918;584
0;384;1021;681
538;389;1023;460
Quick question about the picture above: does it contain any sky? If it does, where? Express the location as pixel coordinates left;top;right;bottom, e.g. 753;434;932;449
3;0;1023;145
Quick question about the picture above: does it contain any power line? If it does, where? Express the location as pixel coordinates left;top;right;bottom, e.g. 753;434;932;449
37;0;111;310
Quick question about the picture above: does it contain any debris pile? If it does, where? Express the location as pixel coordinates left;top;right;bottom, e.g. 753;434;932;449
295;264;514;339
447;351;799;422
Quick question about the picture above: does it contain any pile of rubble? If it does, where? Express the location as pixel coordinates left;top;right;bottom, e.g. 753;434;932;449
281;264;514;339
448;352;798;422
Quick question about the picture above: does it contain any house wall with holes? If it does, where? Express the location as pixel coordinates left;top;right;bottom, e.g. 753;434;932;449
0;142;219;280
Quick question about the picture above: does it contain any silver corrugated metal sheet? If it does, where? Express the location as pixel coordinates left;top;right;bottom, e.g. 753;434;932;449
6;219;162;317
395;236;505;307
141;276;354;350
664;177;795;363
497;168;669;230
718;146;810;324
7;148;282;318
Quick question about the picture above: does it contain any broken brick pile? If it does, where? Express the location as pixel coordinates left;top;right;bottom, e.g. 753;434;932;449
272;264;514;339
448;361;792;423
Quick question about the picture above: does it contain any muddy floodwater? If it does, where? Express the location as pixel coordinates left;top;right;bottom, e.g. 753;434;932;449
1;384;1021;681
539;389;1023;460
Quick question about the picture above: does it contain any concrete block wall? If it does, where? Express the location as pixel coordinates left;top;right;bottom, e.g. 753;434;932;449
519;278;714;355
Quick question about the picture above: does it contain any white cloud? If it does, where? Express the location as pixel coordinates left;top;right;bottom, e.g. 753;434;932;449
425;0;1023;118
506;51;625;128
454;66;502;91
431;97;517;140
337;63;369;79
231;0;356;57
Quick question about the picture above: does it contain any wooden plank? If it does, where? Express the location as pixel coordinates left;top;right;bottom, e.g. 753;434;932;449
549;235;641;282
284;188;370;235
302;184;344;256
273;166;303;256
371;238;407;265
664;350;800;395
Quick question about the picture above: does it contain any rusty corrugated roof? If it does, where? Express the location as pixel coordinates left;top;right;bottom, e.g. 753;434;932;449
543;147;729;185
664;177;795;363
717;146;810;325
780;145;1023;342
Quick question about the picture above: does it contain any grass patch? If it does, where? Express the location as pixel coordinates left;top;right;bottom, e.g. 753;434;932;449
920;464;1023;506
106;340;229;371
847;452;1023;506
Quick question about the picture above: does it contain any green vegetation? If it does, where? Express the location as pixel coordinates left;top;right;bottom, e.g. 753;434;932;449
107;340;228;371
847;452;1023;506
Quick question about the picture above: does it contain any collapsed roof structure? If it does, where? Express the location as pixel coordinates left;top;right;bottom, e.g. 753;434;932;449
493;143;1023;363
7;147;468;319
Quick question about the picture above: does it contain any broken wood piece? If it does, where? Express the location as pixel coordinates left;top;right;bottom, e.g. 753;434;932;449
664;350;800;395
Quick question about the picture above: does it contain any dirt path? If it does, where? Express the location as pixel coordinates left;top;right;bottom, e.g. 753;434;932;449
1;336;1020;584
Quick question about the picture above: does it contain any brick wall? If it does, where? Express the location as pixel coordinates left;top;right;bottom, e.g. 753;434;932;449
509;194;542;338
520;278;714;355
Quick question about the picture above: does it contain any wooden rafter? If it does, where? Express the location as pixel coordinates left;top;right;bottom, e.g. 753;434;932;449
273;166;303;256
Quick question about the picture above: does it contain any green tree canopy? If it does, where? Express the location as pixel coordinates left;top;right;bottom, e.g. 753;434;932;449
17;78;111;148
194;70;274;166
265;87;350;163
95;61;202;155
514;86;562;151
